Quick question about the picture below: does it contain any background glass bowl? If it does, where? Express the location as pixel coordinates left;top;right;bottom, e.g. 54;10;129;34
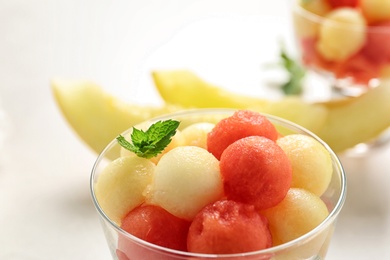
291;0;390;96
90;108;346;260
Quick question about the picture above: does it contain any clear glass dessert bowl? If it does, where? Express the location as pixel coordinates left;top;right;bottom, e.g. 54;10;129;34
291;0;390;96
90;108;346;260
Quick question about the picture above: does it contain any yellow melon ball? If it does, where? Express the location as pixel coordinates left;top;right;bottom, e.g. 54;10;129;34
150;130;186;164
94;156;155;225
293;0;332;38
299;0;331;16
316;8;366;61
277;134;332;196
261;188;329;246
145;146;223;221
181;122;215;149
361;0;390;24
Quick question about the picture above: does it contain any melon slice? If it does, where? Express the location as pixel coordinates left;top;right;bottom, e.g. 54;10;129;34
51;79;180;158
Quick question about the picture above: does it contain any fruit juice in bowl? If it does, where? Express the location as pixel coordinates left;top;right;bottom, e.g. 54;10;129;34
292;0;390;96
90;108;346;260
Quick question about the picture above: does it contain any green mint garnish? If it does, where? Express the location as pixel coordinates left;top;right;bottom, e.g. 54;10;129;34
279;47;306;96
117;119;180;159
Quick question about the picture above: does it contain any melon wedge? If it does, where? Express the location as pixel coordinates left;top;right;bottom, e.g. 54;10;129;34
152;70;390;153
260;97;328;134
51;79;180;157
152;70;269;109
51;74;390;156
152;70;328;134
317;80;390;152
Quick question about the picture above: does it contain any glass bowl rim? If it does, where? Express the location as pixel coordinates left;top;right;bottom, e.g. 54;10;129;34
90;108;347;258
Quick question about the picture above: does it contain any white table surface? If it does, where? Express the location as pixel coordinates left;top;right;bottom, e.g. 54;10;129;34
1;1;390;259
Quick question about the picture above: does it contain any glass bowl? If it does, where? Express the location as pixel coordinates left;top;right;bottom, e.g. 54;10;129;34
90;108;346;260
291;0;390;96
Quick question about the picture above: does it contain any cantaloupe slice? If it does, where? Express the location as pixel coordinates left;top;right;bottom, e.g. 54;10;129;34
152;70;328;134
317;80;390;152
51;79;180;157
152;70;269;109
51;73;390;155
152;70;390;153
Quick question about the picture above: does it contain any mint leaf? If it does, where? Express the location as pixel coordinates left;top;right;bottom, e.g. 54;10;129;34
280;48;306;95
117;119;180;159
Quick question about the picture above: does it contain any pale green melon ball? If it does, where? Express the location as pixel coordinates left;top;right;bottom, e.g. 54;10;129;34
146;146;223;221
316;8;366;61
95;156;155;225
261;188;329;245
277;134;332;196
181;122;215;149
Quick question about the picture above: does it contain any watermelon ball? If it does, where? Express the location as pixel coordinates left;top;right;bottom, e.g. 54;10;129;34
326;0;359;9
119;204;190;252
187;200;272;254
220;136;292;211
333;51;381;84
362;21;390;64
207;110;278;160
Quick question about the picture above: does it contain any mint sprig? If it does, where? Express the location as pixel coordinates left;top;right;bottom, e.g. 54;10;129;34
279;47;306;95
117;119;180;159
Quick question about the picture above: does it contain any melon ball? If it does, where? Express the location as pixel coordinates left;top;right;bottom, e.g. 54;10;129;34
277;134;332;196
261;188;329;246
300;0;332;16
316;8;366;61
207;110;278;160
119;204;190;252
327;0;359;8
150;130;186;164
333;51;381;84
146;146;223;221
294;0;332;38
94;156;155;225
181;122;215;149
220;136;292;211
360;0;390;24
187;200;272;254
362;21;390;64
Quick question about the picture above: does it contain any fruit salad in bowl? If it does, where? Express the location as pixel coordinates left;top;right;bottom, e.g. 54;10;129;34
90;109;346;259
292;0;390;92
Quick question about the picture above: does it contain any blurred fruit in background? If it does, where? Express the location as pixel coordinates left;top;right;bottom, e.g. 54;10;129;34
292;0;390;91
51;70;390;155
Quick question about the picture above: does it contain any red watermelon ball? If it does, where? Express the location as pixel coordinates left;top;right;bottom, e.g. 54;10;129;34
362;21;390;64
187;200;272;254
220;136;292;211
207;110;278;160
119;204;190;254
326;0;359;8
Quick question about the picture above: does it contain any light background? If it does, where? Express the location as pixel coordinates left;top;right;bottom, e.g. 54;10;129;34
1;0;390;259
